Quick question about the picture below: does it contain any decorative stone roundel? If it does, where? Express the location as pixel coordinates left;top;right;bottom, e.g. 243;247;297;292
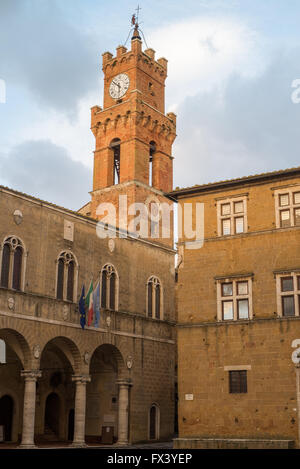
7;297;15;310
33;345;40;359
126;356;133;369
108;238;115;252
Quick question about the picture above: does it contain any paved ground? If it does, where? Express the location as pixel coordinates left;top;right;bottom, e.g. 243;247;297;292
0;441;174;450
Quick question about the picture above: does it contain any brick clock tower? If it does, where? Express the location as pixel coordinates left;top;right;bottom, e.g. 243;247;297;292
89;25;177;247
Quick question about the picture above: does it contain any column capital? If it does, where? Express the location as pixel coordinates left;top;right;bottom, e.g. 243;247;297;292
116;378;132;387
72;374;91;384
20;370;42;381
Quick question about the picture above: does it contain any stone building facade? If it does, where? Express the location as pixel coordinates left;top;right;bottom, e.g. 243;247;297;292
171;167;300;449
0;30;176;447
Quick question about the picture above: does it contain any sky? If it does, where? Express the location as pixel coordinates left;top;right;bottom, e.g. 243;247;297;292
0;0;300;210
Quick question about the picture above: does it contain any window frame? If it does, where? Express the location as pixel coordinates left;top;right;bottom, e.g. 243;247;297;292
217;196;248;237
100;263;119;311
146;276;163;320
229;370;248;394
0;236;27;292
274;186;300;228
217;276;253;321
55;251;78;303
276;271;300;317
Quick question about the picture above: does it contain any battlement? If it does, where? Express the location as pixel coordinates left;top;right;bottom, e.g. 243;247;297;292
102;38;167;73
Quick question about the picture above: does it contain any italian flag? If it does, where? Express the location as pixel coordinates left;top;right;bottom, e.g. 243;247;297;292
85;280;94;327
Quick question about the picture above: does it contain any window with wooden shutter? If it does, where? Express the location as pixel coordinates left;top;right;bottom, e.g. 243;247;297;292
222;301;233;320
222;219;231;236
66;261;74;302
275;187;300;228
101;270;107;308
229;370;247;393
56;258;64;300
280;210;290;227
155;284;160;319
147;282;152;317
109;272;116;310
282;296;295;316
279;193;289;206
235;217;244;234
1;243;10;288
294;192;300;204
12;246;22;291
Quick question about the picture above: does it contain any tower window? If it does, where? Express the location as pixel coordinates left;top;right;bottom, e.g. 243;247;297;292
110;139;121;185
149;141;156;187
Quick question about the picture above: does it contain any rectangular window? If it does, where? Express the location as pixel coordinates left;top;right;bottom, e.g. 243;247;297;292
222;282;233;296
277;273;300;317
295;208;300;226
238;299;249;319
221;203;231;216
279;193;289;206
229;370;247;393
235;217;244;234
282;296;295;317
222;301;234;320
280;210;290;227
275;187;300;228
222;219;231;236
218;277;252;321
218;197;247;236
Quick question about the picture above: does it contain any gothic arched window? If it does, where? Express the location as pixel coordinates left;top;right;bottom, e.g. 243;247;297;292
110;139;121;185
56;251;78;302
0;237;25;291
147;276;163;319
101;264;118;311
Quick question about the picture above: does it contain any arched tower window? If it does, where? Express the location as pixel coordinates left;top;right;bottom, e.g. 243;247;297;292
110;139;121;185
149;141;156;186
56;251;78;302
0;237;26;291
101;264;118;311
147;276;163;319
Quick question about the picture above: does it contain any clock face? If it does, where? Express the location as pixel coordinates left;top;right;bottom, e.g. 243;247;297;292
109;73;130;99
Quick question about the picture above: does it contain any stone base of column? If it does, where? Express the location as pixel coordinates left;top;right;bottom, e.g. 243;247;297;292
116;440;129;446
70;441;88;448
18;444;38;449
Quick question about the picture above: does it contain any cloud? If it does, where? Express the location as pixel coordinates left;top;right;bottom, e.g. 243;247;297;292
148;16;265;109
173;47;300;188
0;140;92;210
0;0;99;116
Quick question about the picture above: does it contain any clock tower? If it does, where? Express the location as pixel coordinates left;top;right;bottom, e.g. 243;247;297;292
89;24;177;247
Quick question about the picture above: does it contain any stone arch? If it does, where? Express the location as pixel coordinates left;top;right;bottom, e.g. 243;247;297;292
0;328;31;368
39;336;81;374
89;343;127;379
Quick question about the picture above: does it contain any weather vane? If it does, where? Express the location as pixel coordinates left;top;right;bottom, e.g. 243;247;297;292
124;5;148;49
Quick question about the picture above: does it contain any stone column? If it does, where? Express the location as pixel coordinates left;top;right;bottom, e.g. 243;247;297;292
71;374;91;447
19;369;42;449
296;365;300;448
117;379;132;445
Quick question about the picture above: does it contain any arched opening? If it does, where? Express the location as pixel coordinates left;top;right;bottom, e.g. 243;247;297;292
87;344;126;444
110;139;121;185
44;393;60;440
56;251;78;302
149;404;160;440
147;276;163;319
38;337;80;442
0;329;31;442
149;141;156;186
0;395;14;441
